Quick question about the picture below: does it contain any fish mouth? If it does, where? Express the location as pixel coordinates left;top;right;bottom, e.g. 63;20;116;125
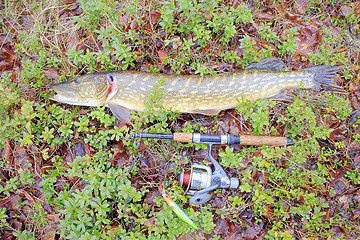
49;81;78;97
49;82;106;107
49;82;81;104
50;93;106;107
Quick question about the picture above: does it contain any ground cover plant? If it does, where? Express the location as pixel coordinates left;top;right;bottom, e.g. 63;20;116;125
1;0;360;239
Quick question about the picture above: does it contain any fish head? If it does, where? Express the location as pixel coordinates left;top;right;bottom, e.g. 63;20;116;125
49;72;112;106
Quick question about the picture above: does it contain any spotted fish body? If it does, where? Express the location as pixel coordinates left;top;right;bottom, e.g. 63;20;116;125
50;58;344;123
107;68;313;113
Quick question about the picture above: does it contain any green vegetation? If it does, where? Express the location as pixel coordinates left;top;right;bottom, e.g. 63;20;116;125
1;0;359;239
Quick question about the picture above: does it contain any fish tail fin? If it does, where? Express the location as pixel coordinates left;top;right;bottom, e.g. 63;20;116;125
310;65;347;94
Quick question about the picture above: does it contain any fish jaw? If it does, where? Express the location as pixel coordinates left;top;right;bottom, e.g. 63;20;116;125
49;93;105;106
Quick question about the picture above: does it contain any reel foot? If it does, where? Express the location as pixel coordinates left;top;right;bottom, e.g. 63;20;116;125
189;193;211;205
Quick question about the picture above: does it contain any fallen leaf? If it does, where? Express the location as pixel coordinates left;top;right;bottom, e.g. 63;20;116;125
7;194;22;210
352;208;360;220
130;20;139;30
119;11;131;29
9;218;22;230
340;5;352;16
243;227;257;240
16;189;36;203
285;13;298;22
214;218;229;235
295;39;314;56
329;176;350;197
41;227;56;240
257;12;274;21
350;94;360;110
150;10;161;25
143;23;152;33
157;50;167;64
3;138;12;161
302;25;319;42
354;195;360;204
262;205;273;218
329;129;346;141
295;0;311;14
143;216;155;227
13;144;32;175
43;203;53;214
73;142;86;157
45;68;59;79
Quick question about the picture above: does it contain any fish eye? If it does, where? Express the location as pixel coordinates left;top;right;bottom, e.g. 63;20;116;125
74;77;81;84
106;74;114;84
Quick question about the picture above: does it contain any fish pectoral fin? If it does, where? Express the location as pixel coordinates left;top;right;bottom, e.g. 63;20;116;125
191;109;221;116
108;102;132;124
245;57;286;71
268;91;294;102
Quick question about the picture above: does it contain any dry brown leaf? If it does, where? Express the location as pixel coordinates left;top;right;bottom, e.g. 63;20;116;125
302;25;319;42
16;189;36;204
231;0;240;9
262;205;273;218
143;216;155;227
9;218;22;230
243;227;258;239
45;68;60;79
150;10;161;25
352;208;360;220
157;50;167;64
13;144;32;175
130;20;139;30
79;109;91;115
257;12;274;21
119;11;131;29
143;23;152;33
295;0;311;14
296;40;314;56
41;228;56;240
350;94;360;110
3;138;12;161
43;203;53;214
214;218;229;235
340;5;352;16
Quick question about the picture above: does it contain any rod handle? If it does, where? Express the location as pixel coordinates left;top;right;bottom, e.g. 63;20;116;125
173;132;193;143
240;135;289;146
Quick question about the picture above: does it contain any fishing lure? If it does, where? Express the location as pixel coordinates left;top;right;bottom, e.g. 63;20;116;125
161;189;198;230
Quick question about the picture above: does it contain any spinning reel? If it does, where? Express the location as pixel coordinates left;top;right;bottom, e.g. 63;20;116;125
178;144;239;205
128;132;292;205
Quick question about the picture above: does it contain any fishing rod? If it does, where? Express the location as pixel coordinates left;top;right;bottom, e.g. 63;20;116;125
128;132;293;205
129;132;293;146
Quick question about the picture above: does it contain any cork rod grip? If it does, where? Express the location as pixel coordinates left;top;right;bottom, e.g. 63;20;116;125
173;132;193;143
240;135;288;146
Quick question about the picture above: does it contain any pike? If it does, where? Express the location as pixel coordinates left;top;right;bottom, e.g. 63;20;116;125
50;58;345;124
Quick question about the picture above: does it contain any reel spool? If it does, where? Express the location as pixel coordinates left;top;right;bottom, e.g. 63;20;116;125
179;163;212;194
179;159;239;205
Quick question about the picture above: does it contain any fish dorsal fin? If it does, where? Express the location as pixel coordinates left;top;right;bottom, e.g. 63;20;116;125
191;109;221;116
245;57;286;71
108;102;132;124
